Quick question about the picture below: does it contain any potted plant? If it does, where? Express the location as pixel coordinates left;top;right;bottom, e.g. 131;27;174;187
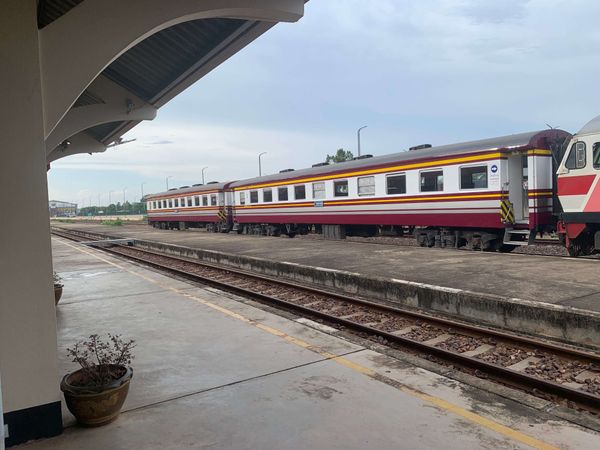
53;272;63;305
61;334;135;427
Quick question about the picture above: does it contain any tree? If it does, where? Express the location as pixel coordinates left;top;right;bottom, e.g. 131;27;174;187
325;148;354;164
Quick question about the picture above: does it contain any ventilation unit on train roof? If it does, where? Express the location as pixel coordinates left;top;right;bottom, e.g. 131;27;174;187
192;183;203;187
168;188;177;191
207;181;219;184
179;186;189;189
353;154;373;160
312;162;329;167
409;144;432;151
279;168;295;173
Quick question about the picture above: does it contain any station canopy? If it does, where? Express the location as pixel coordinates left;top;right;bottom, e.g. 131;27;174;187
42;0;305;163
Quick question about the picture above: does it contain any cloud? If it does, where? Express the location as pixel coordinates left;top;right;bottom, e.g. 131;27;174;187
146;139;174;145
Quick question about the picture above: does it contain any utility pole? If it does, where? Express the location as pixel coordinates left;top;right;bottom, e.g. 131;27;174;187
141;182;146;200
166;175;173;190
357;125;367;157
123;187;127;204
258;152;267;176
202;166;208;185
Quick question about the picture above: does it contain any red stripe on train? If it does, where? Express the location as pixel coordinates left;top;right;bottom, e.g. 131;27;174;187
557;175;596;195
235;213;503;228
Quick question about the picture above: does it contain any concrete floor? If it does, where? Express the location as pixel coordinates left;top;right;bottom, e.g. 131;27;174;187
56;222;600;311
20;236;600;449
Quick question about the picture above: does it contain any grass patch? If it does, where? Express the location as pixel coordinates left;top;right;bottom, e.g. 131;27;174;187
100;219;123;226
53;218;76;223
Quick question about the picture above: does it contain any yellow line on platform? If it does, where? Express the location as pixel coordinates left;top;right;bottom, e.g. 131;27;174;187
55;237;559;450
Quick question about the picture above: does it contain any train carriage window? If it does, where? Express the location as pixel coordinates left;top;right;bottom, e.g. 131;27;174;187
294;185;306;200
250;191;258;203
263;188;273;202
460;166;488;189
358;176;375;196
210;195;217;206
334;180;349;197
386;174;406;195
565;142;586;169
187;197;192;207
194;196;200;206
168;199;173;208
313;182;325;199
278;187;288;201
420;170;444;192
202;196;208;206
174;198;179;207
163;200;167;208
593;143;600;169
239;192;246;205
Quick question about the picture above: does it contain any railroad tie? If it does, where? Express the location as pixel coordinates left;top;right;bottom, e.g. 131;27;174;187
461;344;495;357
506;356;541;372
422;333;453;346
391;326;418;336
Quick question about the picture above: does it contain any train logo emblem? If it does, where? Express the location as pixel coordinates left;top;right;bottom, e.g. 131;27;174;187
490;164;498;174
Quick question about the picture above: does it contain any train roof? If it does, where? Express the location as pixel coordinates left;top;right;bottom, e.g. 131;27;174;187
577;114;600;136
146;181;232;199
230;129;570;189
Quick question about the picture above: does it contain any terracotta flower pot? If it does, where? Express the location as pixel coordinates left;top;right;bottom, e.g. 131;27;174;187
60;365;133;427
54;284;63;305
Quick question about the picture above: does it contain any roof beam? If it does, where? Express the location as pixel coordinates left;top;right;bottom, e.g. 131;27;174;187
40;0;305;138
47;131;106;163
45;75;156;155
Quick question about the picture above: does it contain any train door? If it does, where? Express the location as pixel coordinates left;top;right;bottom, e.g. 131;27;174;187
507;153;528;223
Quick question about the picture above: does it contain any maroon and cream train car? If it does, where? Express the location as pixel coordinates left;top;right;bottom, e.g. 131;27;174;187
146;182;232;231
229;130;569;250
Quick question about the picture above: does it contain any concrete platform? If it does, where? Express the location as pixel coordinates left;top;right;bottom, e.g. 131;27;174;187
19;234;600;449
51;223;600;348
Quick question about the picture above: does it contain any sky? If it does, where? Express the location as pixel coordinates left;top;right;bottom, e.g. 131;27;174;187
48;0;600;206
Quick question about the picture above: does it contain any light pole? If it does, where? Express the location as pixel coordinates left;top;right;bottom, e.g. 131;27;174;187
258;152;267;176
123;187;127;204
357;125;367;157
201;166;208;185
140;182;146;200
166;175;173;190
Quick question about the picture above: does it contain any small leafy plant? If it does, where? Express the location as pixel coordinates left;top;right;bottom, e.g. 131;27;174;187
67;334;136;388
53;271;63;286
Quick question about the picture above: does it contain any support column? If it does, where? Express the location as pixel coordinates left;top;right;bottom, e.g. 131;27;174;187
0;1;62;446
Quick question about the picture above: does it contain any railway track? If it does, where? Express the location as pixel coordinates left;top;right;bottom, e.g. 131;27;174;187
52;227;600;414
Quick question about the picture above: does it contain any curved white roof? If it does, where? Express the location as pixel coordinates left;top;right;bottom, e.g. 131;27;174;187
577;114;600;136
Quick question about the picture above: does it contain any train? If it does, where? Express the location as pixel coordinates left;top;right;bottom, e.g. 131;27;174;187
145;114;600;257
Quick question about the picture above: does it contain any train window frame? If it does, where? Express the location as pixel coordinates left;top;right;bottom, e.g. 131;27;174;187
278;186;289;201
168;199;173;208
162;200;167;208
194;196;200;206
187;197;192;207
565;141;586;170
174;198;179;207
313;182;325;199
239;191;246;205
294;184;306;200
386;173;406;195
250;190;259;204
202;196;208;206
263;188;273;202
420;169;444;192
357;176;375;196
594;143;600;169
333;179;349;197
210;194;217;206
459;165;488;190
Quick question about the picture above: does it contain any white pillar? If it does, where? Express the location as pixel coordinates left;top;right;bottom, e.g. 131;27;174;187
0;1;61;445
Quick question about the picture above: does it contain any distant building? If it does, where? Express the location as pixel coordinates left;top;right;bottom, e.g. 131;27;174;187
49;200;77;217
